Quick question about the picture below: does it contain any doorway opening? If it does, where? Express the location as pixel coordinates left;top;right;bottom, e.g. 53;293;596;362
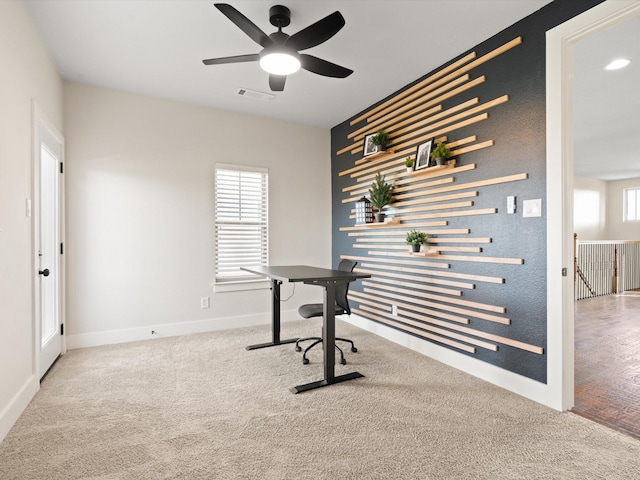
570;6;640;440
546;0;640;419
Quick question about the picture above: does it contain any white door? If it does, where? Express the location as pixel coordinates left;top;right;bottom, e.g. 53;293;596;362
37;118;64;378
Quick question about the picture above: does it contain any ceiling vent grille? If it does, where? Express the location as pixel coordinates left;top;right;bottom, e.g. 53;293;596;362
236;88;275;102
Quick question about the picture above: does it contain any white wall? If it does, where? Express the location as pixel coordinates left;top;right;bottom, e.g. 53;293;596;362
574;175;608;240
606;177;640;240
574;175;640;241
63;83;331;347
0;0;63;442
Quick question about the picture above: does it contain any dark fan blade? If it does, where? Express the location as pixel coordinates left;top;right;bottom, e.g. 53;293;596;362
285;11;345;51
300;54;353;78
269;74;286;92
214;3;273;49
202;53;260;65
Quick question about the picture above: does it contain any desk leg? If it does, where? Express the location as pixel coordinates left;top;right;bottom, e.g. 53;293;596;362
246;279;298;350
323;284;336;383
291;282;364;393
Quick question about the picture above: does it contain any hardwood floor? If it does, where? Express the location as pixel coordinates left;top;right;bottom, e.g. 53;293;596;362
572;291;640;440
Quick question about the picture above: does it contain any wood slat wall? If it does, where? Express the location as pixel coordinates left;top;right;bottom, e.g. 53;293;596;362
335;36;544;358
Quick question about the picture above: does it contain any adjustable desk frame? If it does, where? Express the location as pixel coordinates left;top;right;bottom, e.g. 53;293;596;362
241;265;369;394
244;278;298;351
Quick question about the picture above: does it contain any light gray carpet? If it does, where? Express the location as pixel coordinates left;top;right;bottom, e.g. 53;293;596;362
1;320;639;479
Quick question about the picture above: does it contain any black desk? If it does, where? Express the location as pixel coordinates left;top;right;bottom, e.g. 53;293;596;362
241;265;370;393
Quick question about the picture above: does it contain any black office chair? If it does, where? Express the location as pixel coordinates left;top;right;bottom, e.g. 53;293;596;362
295;259;358;365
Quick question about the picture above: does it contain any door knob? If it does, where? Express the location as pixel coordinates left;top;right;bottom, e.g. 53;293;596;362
39;268;50;277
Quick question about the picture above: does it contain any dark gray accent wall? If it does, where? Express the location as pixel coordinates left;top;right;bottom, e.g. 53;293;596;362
331;0;604;383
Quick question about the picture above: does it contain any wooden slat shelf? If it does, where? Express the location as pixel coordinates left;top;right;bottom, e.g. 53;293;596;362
408;162;453;176
353;217;400;228
348;52;477;126
363;148;395;160
411;249;439;257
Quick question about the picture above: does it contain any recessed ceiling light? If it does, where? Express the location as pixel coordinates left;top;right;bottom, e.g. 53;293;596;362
605;58;631;71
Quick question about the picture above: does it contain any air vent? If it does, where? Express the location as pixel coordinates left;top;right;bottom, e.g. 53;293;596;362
236;88;275;102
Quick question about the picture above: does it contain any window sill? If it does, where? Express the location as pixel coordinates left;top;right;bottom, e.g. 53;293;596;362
213;279;271;293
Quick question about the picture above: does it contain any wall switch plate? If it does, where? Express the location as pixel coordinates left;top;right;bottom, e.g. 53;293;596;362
523;199;542;218
391;304;398;316
201;297;210;309
507;196;516;214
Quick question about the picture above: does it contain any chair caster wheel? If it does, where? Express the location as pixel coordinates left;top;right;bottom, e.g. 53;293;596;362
303;358;310;365
340;358;346;365
295;346;301;352
351;347;358;353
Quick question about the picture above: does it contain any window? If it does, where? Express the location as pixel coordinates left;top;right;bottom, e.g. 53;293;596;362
215;164;268;283
624;187;640;221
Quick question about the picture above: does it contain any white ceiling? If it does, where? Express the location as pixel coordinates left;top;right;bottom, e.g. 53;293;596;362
24;0;639;181
573;12;640;181
24;0;551;129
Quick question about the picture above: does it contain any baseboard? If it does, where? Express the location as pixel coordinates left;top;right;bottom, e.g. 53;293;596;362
65;309;302;350
0;375;39;444
344;314;556;410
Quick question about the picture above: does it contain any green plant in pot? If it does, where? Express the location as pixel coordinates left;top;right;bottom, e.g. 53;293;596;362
404;156;414;173
406;229;427;253
370;130;390;153
430;141;451;166
369;172;393;222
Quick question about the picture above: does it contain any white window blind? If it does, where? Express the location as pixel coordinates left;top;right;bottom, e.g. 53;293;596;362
215;165;268;282
624;187;640;221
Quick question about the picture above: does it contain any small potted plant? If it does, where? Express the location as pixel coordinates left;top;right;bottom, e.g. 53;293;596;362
370;130;390;153
369;172;393;222
405;230;427;253
430;141;451;166
404;156;414;173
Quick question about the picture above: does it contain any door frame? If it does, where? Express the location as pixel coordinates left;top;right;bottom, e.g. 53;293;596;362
546;0;640;411
32;101;66;378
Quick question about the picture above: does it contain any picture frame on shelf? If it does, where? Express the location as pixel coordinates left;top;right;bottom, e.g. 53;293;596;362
363;133;379;156
415;140;433;170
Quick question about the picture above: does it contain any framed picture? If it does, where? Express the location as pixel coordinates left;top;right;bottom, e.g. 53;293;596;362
415;140;433;170
363;133;379;156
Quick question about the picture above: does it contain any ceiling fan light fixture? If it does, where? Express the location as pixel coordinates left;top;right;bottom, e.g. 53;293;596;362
259;51;301;75
605;58;631;71
205;4;351;91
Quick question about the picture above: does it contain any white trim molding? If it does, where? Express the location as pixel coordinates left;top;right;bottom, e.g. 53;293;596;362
546;0;640;411
344;314;550;406
65;308;303;350
0;376;39;443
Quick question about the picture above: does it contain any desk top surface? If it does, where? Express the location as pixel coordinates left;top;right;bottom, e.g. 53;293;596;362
241;265;370;283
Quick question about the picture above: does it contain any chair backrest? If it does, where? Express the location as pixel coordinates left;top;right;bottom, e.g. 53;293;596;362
336;259;357;315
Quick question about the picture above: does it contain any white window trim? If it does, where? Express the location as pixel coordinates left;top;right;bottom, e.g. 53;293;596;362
213;279;271;293
214;163;269;289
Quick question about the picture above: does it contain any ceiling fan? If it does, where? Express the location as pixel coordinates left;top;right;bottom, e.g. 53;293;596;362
202;3;353;92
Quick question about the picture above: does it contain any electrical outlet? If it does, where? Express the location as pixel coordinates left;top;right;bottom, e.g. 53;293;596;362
391;304;398;316
201;297;210;309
